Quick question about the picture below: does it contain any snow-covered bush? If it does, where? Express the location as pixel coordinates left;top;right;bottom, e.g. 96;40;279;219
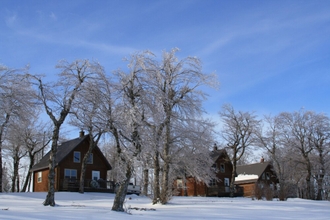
90;180;100;188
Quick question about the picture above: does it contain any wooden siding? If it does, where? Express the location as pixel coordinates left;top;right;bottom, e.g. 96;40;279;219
174;150;233;197
175;177;207;196
240;183;256;197
235;164;279;197
32;138;110;192
33;169;49;192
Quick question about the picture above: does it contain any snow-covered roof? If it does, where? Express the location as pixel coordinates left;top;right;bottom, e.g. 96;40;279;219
235;174;259;182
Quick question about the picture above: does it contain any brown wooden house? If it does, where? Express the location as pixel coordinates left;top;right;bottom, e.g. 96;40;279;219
174;146;233;197
30;132;112;192
234;158;278;197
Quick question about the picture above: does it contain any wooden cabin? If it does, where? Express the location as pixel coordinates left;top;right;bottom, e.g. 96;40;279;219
174;146;233;197
234;158;278;197
30;132;112;192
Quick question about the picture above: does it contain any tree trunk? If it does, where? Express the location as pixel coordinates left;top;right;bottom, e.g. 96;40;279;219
316;149;325;200
16;173;20;192
152;151;161;204
79;158;87;194
0;144;2;192
304;155;312;200
21;153;35;192
230;154;237;198
160;119;171;204
160;161;170;204
0;114;10;192
43;128;59;207
11;153;19;192
43;150;56;206
142;168;149;196
112;164;131;212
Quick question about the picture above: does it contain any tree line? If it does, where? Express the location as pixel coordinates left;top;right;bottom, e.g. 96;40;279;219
0;49;329;212
0;49;217;211
220;105;330;201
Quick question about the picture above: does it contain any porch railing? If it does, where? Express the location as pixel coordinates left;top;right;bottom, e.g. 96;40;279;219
60;179;115;193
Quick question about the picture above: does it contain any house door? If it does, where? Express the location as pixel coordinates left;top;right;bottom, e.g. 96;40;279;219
92;171;100;180
224;178;230;192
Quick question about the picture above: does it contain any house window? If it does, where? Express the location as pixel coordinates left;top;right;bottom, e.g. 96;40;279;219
64;169;77;181
37;172;42;183
177;179;183;188
92;170;100;180
266;172;270;180
220;163;225;173
87;153;93;164
209;179;217;187
224;178;230;187
262;173;265;180
73;151;80;163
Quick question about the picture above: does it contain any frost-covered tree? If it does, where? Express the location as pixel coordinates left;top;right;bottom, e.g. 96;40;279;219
110;51;147;211
256;115;294;200
19;117;51;192
307;112;330;200
31;60;103;206
219;104;260;197
141;48;218;204
278;110;315;199
69;68;108;193
0;65;34;192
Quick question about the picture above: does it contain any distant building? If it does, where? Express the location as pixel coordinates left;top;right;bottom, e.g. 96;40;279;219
174;145;233;197
234;158;278;197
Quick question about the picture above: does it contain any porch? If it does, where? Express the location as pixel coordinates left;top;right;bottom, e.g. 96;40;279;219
59;179;115;193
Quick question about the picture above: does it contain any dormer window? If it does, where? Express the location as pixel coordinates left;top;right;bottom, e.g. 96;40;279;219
73;151;80;163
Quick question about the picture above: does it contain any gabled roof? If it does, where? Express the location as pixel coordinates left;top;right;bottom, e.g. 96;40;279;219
235;162;270;184
210;149;230;163
30;135;111;172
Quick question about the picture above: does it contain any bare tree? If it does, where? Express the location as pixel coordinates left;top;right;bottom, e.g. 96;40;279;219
3;125;27;192
31;60;103;206
143;48;218;204
110;52;147;211
308;112;330;200
20;118;51;192
69;69;108;193
255;115;292;200
219;104;260;197
278;110;314;199
0;65;33;192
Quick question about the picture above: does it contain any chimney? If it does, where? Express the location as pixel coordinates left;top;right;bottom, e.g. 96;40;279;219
79;130;85;138
260;156;264;163
213;143;218;151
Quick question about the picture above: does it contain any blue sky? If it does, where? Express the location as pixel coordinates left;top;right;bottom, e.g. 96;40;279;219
1;0;330;121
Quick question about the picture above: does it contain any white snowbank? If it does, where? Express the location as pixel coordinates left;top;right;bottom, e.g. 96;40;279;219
0;192;329;219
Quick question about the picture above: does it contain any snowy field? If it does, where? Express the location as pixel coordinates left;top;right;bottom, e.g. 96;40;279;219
0;192;329;220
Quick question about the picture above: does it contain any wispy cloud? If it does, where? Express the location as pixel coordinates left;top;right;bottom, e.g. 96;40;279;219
49;12;57;21
4;10;17;27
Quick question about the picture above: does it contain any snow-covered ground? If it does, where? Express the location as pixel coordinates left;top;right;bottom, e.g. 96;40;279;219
0;192;329;219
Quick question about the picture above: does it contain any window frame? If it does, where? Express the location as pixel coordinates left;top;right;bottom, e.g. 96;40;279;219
73;151;81;163
209;178;217;187
220;163;225;173
224;178;230;187
37;171;42;183
64;169;77;181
